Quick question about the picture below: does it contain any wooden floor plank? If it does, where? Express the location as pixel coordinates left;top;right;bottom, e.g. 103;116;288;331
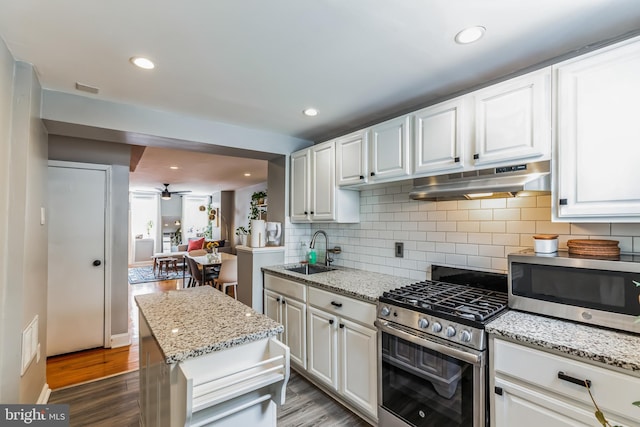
49;369;370;427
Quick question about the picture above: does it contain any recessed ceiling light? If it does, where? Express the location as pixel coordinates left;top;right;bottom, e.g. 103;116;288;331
244;173;251;177
302;108;319;117
170;166;179;170
454;26;486;44
130;56;155;69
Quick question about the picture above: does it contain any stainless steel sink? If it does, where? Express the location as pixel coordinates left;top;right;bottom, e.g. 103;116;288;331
286;264;336;275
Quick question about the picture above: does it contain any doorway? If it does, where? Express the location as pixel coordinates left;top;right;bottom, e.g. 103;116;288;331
47;161;112;356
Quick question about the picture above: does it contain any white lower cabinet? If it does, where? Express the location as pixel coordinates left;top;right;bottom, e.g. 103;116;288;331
307;288;378;420
264;275;307;369
490;337;639;427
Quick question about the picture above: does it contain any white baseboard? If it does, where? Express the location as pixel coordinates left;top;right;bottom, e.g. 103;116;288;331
38;383;51;404
110;332;131;348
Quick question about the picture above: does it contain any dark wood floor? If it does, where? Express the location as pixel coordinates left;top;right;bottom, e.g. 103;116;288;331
49;369;370;427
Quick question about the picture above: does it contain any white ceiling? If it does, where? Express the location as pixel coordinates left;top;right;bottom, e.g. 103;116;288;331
2;1;640;189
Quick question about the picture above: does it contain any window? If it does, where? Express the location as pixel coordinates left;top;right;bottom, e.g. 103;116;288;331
182;195;210;243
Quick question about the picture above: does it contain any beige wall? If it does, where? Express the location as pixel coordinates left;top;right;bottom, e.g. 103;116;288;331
0;41;49;403
285;181;640;278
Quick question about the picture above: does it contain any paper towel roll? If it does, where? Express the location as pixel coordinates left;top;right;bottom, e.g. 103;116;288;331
250;220;266;247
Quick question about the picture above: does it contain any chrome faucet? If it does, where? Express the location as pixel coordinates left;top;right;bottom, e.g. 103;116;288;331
310;230;333;266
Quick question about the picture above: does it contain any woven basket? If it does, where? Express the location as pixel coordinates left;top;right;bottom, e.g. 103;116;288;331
566;239;620;258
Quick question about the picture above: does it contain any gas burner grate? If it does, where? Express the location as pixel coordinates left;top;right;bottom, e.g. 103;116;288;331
382;280;508;322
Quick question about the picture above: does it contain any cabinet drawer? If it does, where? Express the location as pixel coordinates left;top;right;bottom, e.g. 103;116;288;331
264;274;307;301
308;287;376;326
493;338;640;422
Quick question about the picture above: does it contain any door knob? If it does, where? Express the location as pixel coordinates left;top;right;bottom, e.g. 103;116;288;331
93;260;102;267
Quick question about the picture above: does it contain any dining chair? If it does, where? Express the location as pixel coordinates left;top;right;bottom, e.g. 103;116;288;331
214;258;238;299
186;256;215;287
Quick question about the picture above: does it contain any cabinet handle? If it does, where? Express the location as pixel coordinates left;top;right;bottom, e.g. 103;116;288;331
494;386;503;396
473;154;479;160
558;371;591;388
454;157;460;163
359;175;364;180
330;301;343;308
370;172;376;177
329;319;334;325
339;323;345;329
559;199;568;206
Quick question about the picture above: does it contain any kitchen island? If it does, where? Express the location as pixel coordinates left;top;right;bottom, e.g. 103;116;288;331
135;286;289;427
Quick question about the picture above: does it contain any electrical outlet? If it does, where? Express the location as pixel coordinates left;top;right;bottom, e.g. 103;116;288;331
395;242;404;258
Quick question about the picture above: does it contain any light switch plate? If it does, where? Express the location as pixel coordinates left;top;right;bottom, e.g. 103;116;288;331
40;207;45;225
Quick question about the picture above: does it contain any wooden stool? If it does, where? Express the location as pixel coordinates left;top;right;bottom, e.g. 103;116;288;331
157;257;177;275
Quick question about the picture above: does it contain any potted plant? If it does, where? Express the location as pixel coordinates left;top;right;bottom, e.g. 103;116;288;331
235;226;248;246
146;220;153;236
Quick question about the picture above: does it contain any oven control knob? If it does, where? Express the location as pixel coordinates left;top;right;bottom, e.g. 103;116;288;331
418;318;429;329
380;306;391;317
445;326;456;337
460;330;472;343
432;322;442;333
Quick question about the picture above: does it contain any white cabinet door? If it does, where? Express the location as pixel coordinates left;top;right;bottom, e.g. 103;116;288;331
283;297;307;369
369;115;412;181
555;36;640;221
336;130;368;186
413;97;468;175
340;318;377;418
310;142;336;221
290;150;310;222
263;289;282;341
307;306;338;390
473;68;551;166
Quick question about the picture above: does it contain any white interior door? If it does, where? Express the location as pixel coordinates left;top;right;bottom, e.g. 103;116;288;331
47;164;106;356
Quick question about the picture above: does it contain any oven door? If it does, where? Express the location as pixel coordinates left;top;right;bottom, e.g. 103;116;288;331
376;320;486;427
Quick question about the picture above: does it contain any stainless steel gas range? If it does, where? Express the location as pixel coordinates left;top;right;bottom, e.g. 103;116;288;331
375;265;508;427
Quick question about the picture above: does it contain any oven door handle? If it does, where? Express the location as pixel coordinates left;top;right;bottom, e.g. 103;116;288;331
375;320;482;365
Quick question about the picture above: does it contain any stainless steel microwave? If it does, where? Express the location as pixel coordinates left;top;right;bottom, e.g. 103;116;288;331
508;250;640;334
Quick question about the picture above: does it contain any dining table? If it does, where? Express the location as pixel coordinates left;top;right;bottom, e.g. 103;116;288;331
185;252;236;287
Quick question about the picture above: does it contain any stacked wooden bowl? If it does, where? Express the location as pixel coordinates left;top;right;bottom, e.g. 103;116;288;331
566;239;620;258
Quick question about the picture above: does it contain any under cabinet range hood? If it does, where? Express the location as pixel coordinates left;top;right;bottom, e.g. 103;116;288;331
409;160;551;201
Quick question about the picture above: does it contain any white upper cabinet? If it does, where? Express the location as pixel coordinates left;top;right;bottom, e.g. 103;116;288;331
291;141;360;223
413;96;469;175
336;130;368;186
369;115;412;182
290;149;310;222
554;36;640;222
473;68;551;167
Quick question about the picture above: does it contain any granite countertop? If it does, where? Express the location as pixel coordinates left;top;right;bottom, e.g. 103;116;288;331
135;286;284;364
261;264;415;303
487;310;640;374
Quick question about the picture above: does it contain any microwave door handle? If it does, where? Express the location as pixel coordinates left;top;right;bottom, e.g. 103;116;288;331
375;320;482;365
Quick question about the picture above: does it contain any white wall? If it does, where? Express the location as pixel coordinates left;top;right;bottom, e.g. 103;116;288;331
0;41;49;403
234;182;268;246
285;181;640;280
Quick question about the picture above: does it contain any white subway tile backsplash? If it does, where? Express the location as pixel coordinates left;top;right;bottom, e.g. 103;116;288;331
480;221;506;233
469;209;493;221
506;221;536;234
284;182;640;276
468;233;492;245
480;199;507;209
493;208;521;221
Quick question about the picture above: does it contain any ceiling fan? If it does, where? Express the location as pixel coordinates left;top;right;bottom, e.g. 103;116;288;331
157;183;191;200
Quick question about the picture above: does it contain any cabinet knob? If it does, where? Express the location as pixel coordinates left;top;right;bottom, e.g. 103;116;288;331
370;172;376;177
559;199;568;206
276;297;281;302
282;299;286;305
304;211;308;215
339;324;345;329
359;175;364;180
473;154;479;160
329;319;334;325
454;157;460;163
310;211;314;215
